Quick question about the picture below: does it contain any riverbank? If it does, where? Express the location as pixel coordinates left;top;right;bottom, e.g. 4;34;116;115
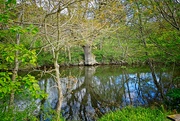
98;106;172;121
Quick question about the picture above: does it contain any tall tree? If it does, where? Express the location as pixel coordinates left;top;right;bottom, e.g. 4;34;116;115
67;0;125;65
42;0;83;119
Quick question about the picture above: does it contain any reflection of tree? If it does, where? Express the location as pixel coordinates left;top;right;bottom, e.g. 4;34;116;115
62;66;124;120
132;71;173;106
117;69;169;107
63;67;164;120
39;78;47;120
39;78;59;121
93;76;124;109
62;67;98;120
54;66;178;120
135;73;158;105
124;70;133;105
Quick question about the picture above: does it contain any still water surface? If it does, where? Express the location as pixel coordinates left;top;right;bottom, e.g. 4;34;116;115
38;65;179;121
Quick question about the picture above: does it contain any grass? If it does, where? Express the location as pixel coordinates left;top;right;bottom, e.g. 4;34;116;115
98;106;171;121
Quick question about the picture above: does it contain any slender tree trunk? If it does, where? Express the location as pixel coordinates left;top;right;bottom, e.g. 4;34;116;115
54;11;63;121
54;53;63;121
44;9;64;121
10;2;24;106
10;33;20;106
124;71;132;105
147;59;164;98
67;46;71;63
99;38;104;50
136;2;164;99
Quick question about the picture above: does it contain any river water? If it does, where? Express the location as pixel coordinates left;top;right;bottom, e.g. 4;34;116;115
38;65;179;121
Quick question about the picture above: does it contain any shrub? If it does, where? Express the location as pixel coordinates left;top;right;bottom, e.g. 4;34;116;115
165;88;180;112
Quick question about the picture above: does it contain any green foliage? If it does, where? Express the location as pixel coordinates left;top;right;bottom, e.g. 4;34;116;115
9;25;38;35
0;37;45;101
37;52;53;66
0;72;14;98
93;41;121;63
93;36;146;64
167;88;180;99
0;102;65;121
0;72;47;100
165;88;180;112
70;47;84;63
39;103;66;121
149;29;180;64
37;46;83;66
98;106;170;121
0;103;38;121
0;43;37;69
7;0;16;4
94;49;105;62
0;0;17;29
21;74;47;99
0;0;46;104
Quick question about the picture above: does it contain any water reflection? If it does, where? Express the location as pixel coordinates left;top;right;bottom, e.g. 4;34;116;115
39;65;179;121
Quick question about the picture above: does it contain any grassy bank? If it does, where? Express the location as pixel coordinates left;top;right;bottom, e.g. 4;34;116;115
98;106;171;121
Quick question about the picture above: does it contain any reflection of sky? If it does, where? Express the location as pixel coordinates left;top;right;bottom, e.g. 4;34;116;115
92;72;163;106
120;73;158;106
38;70;174;121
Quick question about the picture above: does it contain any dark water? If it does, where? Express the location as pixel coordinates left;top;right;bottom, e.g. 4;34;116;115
38;65;180;121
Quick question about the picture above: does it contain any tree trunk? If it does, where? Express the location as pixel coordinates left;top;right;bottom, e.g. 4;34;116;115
83;45;97;66
9;2;24;105
67;46;71;63
54;52;63;121
44;7;63;120
10;34;20;106
54;11;63;120
148;59;164;98
136;1;164;99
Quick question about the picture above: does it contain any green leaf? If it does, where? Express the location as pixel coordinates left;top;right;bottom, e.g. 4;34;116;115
33;83;40;90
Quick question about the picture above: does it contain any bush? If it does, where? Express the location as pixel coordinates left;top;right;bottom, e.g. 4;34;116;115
165;88;180;112
0;101;65;121
0;103;38;121
98;106;170;121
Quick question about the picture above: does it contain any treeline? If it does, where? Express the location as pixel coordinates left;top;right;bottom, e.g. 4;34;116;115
0;0;179;68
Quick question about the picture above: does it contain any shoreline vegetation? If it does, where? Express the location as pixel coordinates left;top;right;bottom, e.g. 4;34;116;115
19;60;180;72
97;106;172;121
1;60;179;73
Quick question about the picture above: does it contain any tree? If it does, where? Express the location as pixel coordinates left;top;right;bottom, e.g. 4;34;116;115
121;0;180;101
41;0;84;120
150;0;180;31
0;0;44;111
64;0;126;65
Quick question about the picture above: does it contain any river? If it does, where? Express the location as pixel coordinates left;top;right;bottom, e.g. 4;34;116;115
35;65;180;121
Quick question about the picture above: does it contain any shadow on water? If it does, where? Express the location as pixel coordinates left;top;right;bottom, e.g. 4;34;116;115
38;65;180;121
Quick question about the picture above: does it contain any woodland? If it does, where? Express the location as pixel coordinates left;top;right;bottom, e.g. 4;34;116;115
0;0;180;121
